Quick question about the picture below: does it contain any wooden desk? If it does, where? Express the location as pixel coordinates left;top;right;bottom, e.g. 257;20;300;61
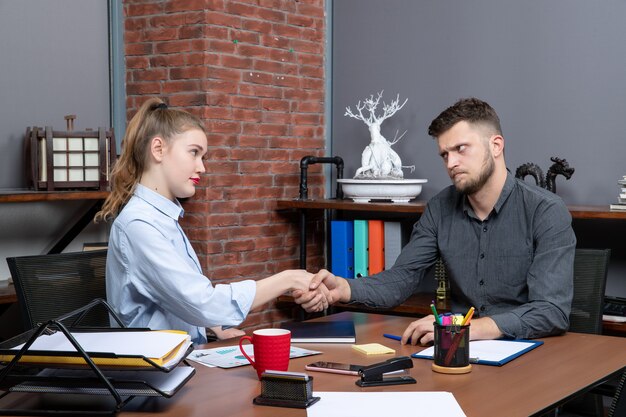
5;312;622;416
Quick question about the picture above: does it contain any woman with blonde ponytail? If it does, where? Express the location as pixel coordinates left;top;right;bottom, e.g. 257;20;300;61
97;98;328;344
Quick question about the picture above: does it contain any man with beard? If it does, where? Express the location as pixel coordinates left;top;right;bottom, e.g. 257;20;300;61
295;98;576;344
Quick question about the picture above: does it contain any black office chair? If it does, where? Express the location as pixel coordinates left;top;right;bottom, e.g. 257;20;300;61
561;248;611;417
7;249;111;330
608;369;626;417
569;248;611;334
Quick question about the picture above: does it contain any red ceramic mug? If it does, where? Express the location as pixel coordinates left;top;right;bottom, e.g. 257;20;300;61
239;328;291;380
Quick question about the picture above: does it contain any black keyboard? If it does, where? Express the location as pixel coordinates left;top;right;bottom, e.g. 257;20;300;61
604;296;626;317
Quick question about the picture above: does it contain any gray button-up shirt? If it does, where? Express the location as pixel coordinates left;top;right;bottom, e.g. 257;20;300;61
348;173;576;339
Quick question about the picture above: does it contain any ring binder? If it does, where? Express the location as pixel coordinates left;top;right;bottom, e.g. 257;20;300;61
0;299;195;415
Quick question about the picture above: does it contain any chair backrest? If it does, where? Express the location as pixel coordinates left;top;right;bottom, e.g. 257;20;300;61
569;248;611;334
7;250;110;330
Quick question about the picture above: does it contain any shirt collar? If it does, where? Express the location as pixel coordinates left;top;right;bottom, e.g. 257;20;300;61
492;171;515;215
461;171;515;219
134;184;185;220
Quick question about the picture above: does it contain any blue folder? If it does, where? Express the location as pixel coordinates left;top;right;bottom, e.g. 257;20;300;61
330;220;354;278
411;339;544;366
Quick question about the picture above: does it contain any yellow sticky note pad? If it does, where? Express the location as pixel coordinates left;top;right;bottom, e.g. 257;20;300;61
351;343;395;355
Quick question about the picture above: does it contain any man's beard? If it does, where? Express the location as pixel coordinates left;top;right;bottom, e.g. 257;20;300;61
454;151;495;195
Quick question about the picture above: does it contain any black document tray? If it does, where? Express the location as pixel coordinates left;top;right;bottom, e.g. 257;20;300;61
0;299;195;415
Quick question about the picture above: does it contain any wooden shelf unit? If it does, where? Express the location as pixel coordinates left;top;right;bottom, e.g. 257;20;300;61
0;190;109;203
276;198;626;335
0;189;110;255
276;198;626;220
0;283;17;305
0;190;111;308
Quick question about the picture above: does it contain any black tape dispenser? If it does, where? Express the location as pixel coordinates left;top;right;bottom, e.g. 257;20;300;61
253;370;320;408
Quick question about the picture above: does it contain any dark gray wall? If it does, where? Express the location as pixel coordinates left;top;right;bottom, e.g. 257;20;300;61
0;0;111;189
0;0;111;282
332;0;626;206
332;0;626;298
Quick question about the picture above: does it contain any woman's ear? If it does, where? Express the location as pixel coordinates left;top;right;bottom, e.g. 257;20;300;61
149;136;166;162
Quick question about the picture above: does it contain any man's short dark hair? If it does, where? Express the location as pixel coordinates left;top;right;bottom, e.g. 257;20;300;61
428;98;502;138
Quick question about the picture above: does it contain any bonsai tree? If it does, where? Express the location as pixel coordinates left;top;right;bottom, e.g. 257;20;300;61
345;91;414;179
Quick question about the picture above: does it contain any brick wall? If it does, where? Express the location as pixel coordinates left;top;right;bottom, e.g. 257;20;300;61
123;0;327;329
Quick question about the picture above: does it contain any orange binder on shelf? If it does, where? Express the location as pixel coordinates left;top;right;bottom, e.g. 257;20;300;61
368;220;384;275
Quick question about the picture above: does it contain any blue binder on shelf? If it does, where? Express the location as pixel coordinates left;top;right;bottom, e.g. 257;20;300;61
411;339;544;366
354;220;369;278
330;220;354;278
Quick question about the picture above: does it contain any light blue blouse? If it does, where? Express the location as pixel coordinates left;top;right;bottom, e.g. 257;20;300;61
106;184;256;344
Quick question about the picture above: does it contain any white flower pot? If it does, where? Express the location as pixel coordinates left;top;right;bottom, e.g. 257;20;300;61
337;179;427;203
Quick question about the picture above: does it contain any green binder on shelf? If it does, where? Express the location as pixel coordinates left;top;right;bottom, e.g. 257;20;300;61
354;220;369;277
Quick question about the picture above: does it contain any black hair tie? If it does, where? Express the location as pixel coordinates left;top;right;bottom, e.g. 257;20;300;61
154;102;168;110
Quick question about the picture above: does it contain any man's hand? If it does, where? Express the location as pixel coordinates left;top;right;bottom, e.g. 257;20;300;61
401;315;437;345
294;282;331;313
400;316;503;345
293;269;350;312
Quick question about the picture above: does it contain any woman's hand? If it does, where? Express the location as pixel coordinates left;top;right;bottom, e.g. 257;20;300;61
209;326;245;340
281;269;330;312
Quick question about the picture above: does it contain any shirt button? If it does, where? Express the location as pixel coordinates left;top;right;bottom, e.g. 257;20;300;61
480;305;486;312
479;280;484;286
483;227;488;232
480;253;485;259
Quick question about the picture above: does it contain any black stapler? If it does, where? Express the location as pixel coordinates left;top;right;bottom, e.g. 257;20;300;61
356;356;417;387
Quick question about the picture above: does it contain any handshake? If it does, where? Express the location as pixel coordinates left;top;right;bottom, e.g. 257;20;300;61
286;268;441;346
290;269;350;313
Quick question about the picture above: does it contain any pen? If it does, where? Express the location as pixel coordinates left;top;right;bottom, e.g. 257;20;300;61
462;307;475;325
383;333;412;344
430;302;442;325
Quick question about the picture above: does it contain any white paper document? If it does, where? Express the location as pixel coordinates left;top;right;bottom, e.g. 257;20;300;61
307;392;466;417
603;314;626;323
413;339;542;365
13;331;189;359
187;345;321;368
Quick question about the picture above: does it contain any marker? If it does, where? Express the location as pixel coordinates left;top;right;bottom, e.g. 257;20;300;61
430;302;442;325
462;307;475;325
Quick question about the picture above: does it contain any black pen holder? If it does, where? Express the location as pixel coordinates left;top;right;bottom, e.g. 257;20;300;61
432;323;472;374
253;371;320;409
